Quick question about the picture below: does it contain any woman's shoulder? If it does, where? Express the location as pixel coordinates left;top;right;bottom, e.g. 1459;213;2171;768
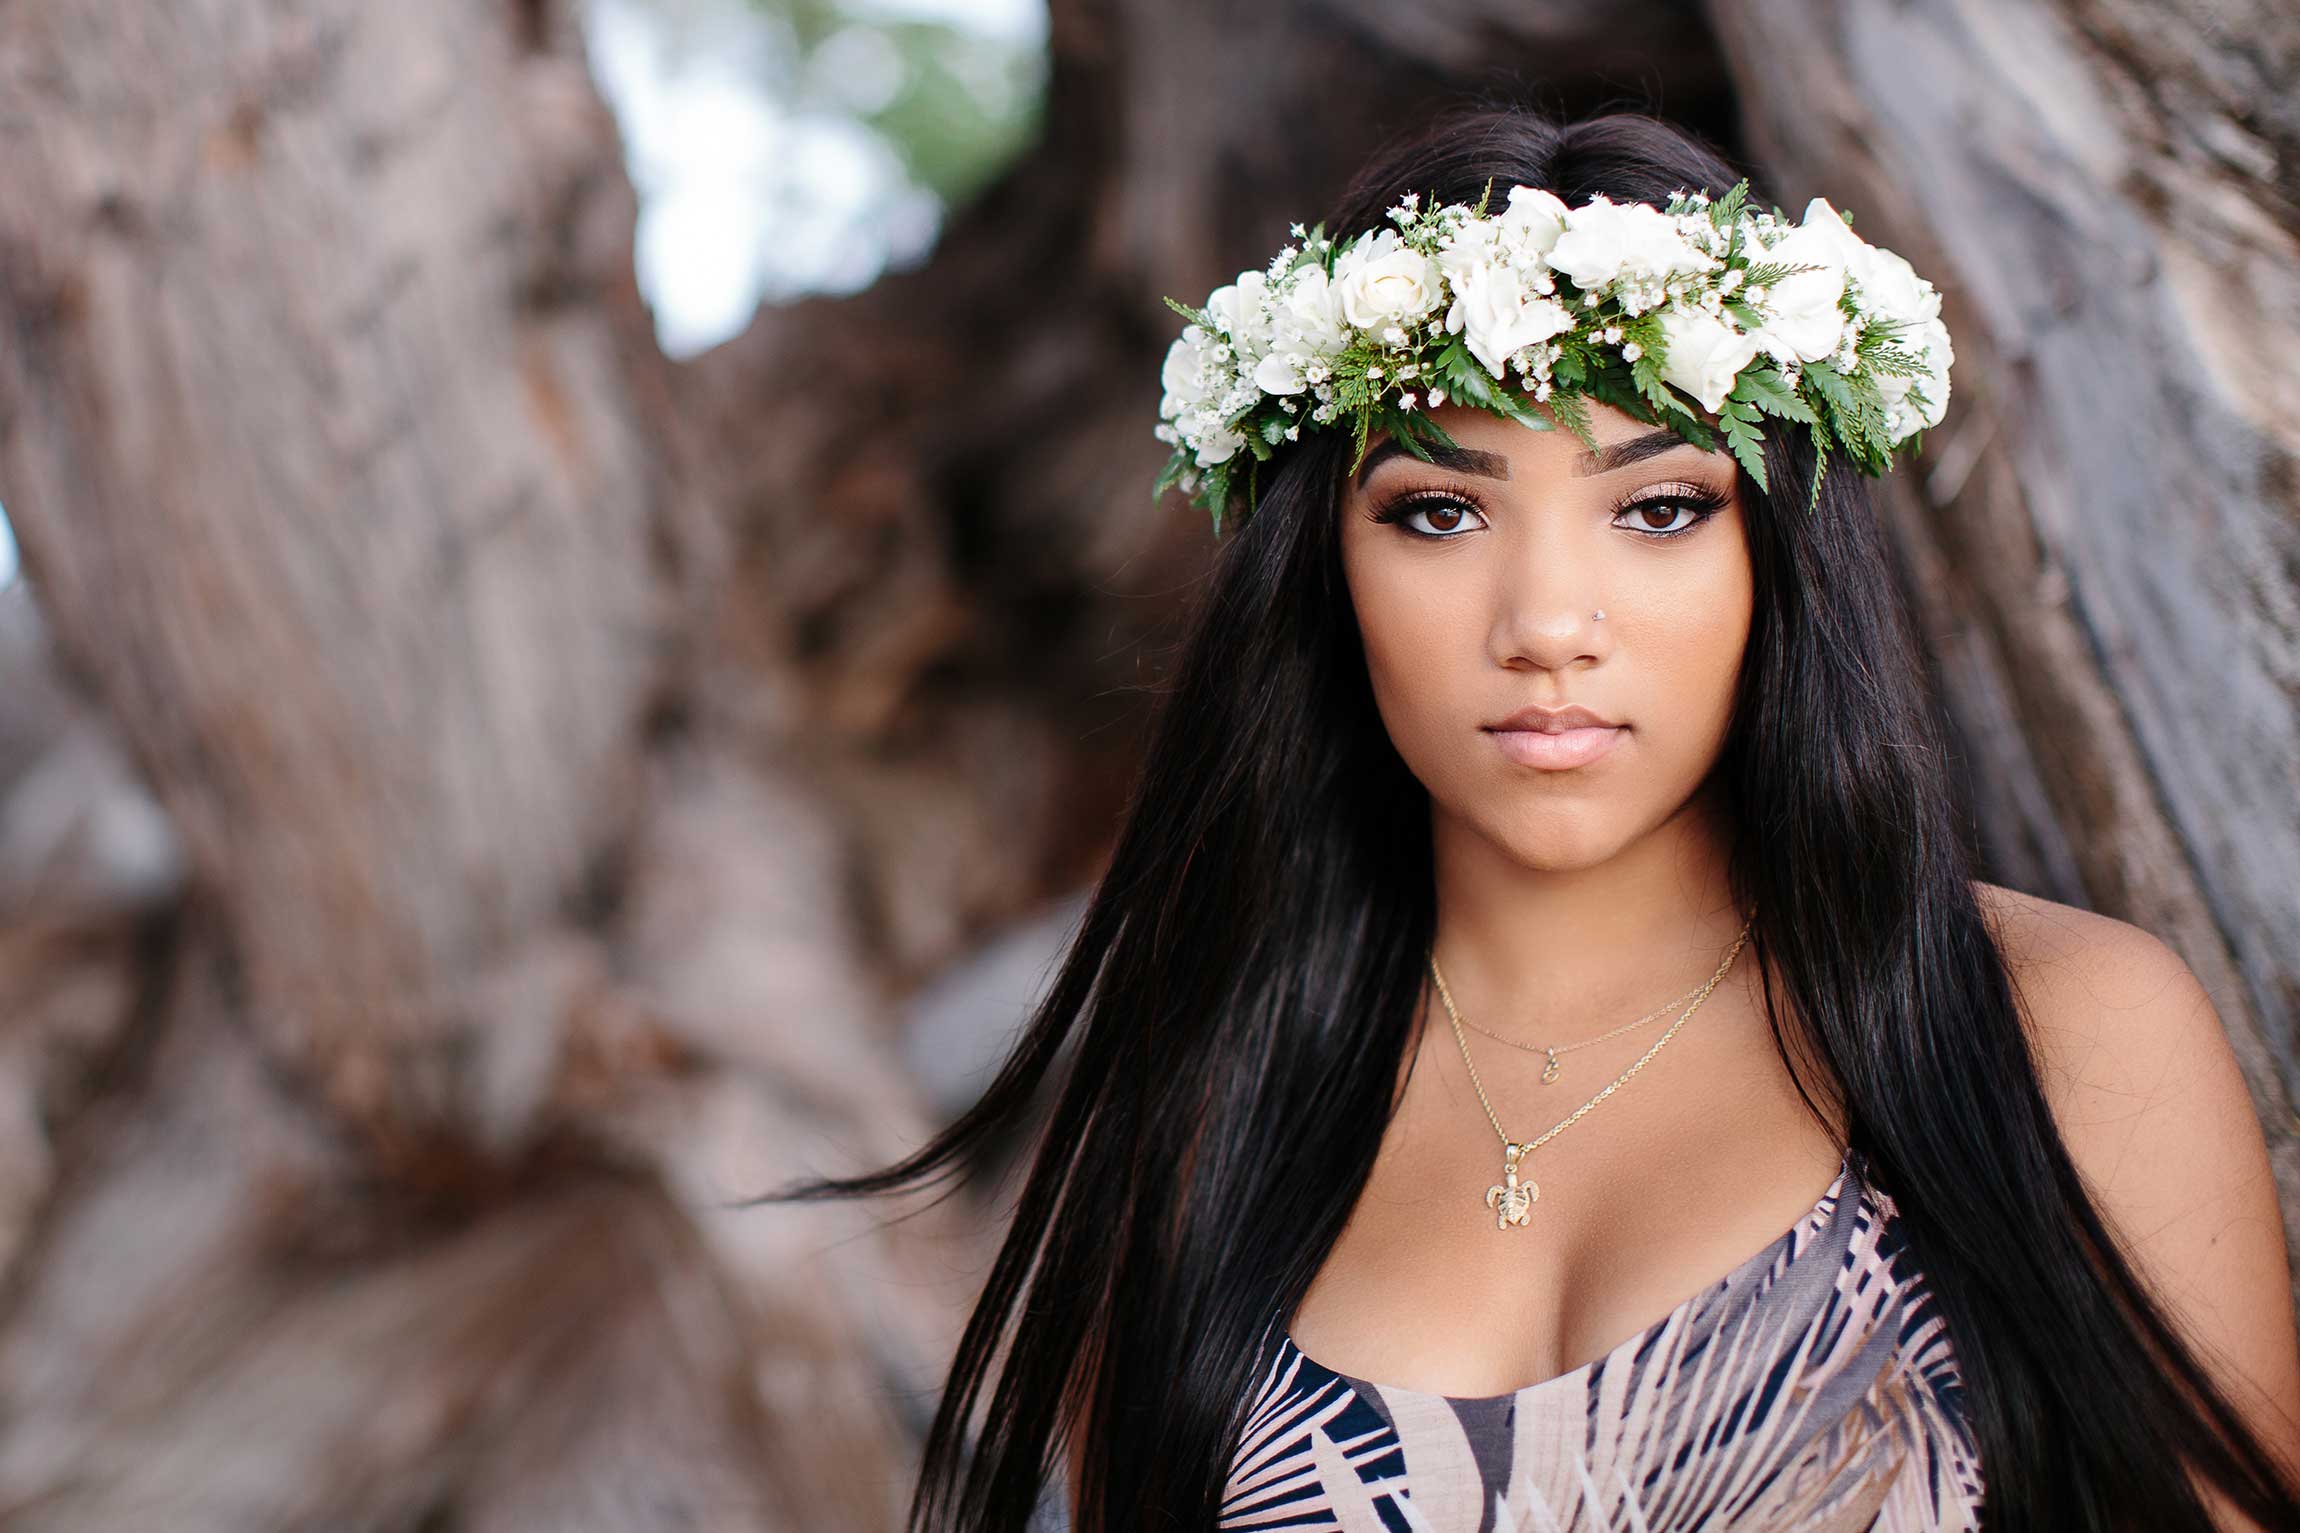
1966;880;2300;1464
1967;881;2252;1112
1967;877;2255;1179
1970;880;2232;1060
1966;881;2236;1129
1970;877;2178;980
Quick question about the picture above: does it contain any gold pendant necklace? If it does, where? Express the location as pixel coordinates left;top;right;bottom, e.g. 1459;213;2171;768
1430;910;1756;1231
1454;978;1707;1085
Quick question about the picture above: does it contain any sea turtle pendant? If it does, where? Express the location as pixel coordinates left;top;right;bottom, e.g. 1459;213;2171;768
1484;1140;1539;1230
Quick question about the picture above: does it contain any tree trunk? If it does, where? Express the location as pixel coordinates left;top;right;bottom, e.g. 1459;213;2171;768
0;2;974;1527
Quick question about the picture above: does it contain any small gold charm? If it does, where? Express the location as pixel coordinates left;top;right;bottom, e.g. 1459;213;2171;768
1540;1048;1561;1085
1484;1140;1539;1229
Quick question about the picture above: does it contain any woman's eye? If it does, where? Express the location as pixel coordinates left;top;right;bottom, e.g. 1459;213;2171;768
1373;490;1720;540
1381;495;1487;538
1615;496;1720;537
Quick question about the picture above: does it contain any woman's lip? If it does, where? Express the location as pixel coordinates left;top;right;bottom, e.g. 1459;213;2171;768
1490;724;1624;770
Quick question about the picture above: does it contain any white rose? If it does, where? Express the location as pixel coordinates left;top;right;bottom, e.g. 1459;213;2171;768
1280;266;1350;350
1203;270;1274;364
1331;229;1442;330
1789;197;1867;274
1496;185;1570;260
1548;196;1711;291
1852;243;1939;331
1192;418;1246;466
1446;261;1576;379
1250;266;1352;395
1878;313;1953;441
1657;305;1761;414
1433;187;1570;302
1434;217;1501;288
1159;325;1224;414
1792;198;1938;332
1251;351;1306;395
1157;324;1250;465
1745;221;1848;365
1250;352;1300;395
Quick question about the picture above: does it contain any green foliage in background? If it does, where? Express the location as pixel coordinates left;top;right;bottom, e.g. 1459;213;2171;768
755;0;1046;209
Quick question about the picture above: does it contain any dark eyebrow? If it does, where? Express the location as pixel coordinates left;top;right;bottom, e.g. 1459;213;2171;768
1574;428;1709;477
1353;436;1510;488
1353;425;1712;489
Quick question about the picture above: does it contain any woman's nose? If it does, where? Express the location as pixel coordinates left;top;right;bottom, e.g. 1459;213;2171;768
1493;560;1611;671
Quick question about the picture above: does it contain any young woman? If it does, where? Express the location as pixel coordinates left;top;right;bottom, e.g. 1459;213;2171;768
761;105;2300;1531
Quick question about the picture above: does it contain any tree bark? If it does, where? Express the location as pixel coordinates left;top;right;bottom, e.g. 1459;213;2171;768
0;1;973;1526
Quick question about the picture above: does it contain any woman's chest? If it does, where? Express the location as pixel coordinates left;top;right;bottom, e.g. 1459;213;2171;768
1285;1015;1847;1398
1221;1308;1982;1533
1224;1147;1986;1533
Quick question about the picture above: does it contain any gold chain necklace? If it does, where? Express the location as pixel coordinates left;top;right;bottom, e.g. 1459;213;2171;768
1430;909;1756;1231
1454;977;1709;1086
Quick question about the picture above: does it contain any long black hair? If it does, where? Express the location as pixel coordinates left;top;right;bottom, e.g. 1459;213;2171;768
750;105;2300;1532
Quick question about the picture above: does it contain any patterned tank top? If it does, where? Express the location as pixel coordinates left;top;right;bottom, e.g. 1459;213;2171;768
1218;1146;1984;1531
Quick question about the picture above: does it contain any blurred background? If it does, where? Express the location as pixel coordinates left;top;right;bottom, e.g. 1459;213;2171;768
0;0;2294;1527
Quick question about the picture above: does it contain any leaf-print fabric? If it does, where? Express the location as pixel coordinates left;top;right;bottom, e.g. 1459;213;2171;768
1220;1149;1983;1532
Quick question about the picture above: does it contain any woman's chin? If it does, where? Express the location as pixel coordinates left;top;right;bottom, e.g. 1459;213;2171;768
1465;805;1639;873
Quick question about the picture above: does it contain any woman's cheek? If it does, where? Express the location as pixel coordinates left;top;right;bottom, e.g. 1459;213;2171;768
1362;635;1446;773
1358;613;1477;788
1648;570;1754;762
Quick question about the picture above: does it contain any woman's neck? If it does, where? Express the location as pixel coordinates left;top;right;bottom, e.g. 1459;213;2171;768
1426;781;1750;1045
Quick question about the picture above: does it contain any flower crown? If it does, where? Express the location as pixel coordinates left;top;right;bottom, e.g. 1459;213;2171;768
1152;179;1953;535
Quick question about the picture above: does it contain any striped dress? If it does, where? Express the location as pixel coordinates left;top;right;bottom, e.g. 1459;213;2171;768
1219;1147;1983;1532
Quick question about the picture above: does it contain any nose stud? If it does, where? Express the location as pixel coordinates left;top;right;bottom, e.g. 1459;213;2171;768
1592;609;1606;621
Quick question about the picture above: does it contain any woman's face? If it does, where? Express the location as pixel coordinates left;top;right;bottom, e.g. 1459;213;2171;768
1338;400;1755;871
